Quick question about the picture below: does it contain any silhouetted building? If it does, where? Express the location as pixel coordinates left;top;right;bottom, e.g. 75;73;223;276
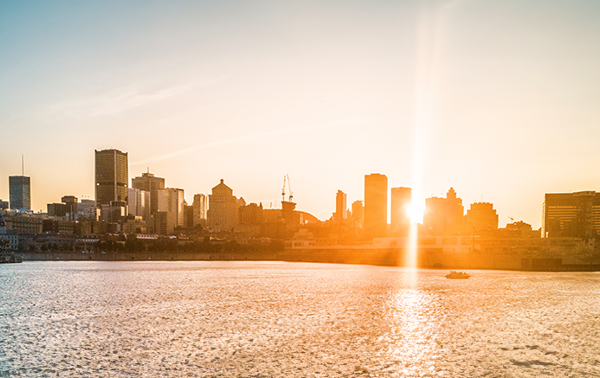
192;194;207;227
391;187;411;233
47;203;67;217
334;190;347;221
128;188;150;222
184;203;194;228
61;195;78;216
131;171;165;217
208;179;239;232
239;203;264;225
543;191;600;239
364;174;388;237
465;202;498;233
95;149;128;206
423;187;464;235
157;188;184;235
9;175;31;210
352;200;364;229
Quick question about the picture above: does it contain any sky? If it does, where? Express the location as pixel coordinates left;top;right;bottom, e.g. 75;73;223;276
1;0;600;227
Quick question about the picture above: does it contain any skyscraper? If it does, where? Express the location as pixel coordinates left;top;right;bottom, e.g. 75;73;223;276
391;187;411;233
156;188;185;234
364;173;388;237
131;171;166;217
9;175;31;210
423;187;465;235
192;194;207;226
465;202;498;233
208;179;239;232
542;191;600;239
95;149;128;207
334;190;347;221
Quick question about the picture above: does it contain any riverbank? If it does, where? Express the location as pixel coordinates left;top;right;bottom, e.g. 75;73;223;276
18;249;600;272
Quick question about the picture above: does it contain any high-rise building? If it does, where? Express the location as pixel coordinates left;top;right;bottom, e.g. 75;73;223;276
156;188;185;235
131;172;165;217
465;202;498;233
128;188;150;222
95;149;128;206
61;195;78;216
423;187;464;235
192;194;207;227
9;176;31;210
391;187;412;233
334;190;347;221
543;191;600;239
364;173;388;237
208;179;239;232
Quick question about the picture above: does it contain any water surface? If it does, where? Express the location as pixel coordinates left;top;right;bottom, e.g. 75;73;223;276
1;261;599;377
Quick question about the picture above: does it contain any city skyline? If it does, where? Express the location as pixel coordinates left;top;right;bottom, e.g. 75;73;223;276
3;1;600;227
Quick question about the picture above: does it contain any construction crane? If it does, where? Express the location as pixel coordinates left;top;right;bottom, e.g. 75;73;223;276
282;174;293;203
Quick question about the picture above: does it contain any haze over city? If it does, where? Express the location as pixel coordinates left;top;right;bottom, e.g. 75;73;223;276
2;0;600;227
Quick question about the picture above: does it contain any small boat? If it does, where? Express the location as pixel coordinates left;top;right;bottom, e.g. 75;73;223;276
445;271;470;279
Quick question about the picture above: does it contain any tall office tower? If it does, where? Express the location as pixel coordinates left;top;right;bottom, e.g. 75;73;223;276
208;179;239;232
156;188;185;234
131;172;166;217
334;190;347;221
364;173;388;237
465;202;498;233
391;187;412;233
192;194;207;227
352;200;364;229
542;191;600;239
9;175;31;210
423;187;465;235
95;149;128;206
128;188;150;222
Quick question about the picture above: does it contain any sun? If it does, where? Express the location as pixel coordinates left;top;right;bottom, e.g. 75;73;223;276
407;200;424;224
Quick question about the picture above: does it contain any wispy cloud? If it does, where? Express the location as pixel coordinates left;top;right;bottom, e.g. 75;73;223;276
52;76;228;119
131;117;376;165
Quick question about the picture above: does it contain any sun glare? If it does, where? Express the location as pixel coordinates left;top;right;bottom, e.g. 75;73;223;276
407;200;424;224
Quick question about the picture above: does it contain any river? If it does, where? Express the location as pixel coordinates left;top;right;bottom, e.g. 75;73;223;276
1;261;599;377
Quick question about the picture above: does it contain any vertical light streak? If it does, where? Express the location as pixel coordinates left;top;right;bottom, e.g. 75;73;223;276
407;2;449;269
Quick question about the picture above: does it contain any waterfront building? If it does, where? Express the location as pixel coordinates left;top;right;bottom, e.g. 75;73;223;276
95;149;128;206
465;202;498;233
542;191;600;239
208;179;239;232
391;187;412;233
131;171;166;217
128;188;150;222
156;188;184;234
364;174;388;237
192;194;207;227
9;175;31;210
423;188;465;235
334;190;347;221
239;202;264;225
0;213;19;250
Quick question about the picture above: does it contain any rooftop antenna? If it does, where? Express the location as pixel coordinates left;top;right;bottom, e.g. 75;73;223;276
147;167;150;174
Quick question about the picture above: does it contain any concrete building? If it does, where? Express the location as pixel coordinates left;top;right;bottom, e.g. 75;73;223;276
61;195;78;216
157;188;184;234
95;149;128;206
128;188;150;222
391;187;411;233
208;179;239;232
364;174;388;237
131;171;165;217
423;188;465;235
543;191;600;239
192;194;207;227
465;202;498;234
47;203;68;217
9;175;31;210
77;199;97;220
334;190;347;221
